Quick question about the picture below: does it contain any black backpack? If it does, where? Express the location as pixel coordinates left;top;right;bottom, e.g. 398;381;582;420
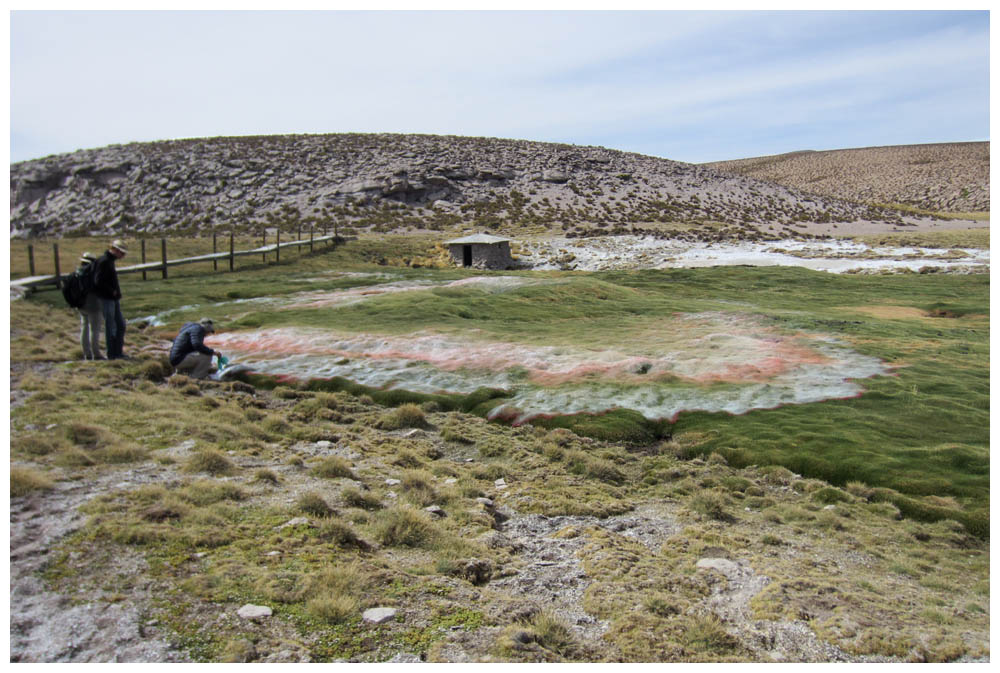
62;263;96;309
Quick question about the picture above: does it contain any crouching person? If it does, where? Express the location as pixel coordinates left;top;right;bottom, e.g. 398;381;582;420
170;318;221;380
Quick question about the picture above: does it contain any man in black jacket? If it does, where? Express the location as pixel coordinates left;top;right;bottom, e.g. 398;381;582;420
170;318;222;379
93;239;128;359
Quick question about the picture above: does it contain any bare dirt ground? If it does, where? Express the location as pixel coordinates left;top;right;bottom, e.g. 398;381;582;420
772;215;988;238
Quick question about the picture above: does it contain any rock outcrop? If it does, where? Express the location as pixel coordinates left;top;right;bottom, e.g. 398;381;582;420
10;133;906;239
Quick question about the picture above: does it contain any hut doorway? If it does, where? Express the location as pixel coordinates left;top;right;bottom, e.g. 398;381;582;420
462;245;473;267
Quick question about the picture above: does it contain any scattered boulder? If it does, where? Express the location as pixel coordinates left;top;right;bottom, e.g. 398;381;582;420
236;604;272;620
276;517;312;530
696;557;740;578
362;607;398;624
541;169;571;183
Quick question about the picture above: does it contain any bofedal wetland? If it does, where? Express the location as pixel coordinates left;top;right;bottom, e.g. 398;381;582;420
10;233;989;661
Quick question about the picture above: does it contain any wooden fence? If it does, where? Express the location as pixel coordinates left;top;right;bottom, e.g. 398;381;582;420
10;229;343;294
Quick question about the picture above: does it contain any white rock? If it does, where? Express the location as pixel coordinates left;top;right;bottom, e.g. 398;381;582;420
424;505;445;517
237;604;272;620
444;478;458;485
276;517;311;529
362;607;397;624
386;479;401;486
315;440;332;449
696;558;740;578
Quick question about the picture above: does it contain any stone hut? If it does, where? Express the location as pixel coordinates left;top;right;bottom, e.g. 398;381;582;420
444;233;513;270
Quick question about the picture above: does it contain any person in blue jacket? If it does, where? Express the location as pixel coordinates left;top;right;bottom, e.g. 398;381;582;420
170;318;222;379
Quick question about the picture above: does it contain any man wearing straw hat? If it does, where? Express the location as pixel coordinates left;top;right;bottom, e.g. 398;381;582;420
93;239;129;360
76;252;105;360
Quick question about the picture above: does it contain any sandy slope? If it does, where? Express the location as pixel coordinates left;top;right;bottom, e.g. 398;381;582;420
705;142;989;213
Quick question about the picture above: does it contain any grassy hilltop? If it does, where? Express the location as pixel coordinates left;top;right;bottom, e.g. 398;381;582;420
10;236;989;662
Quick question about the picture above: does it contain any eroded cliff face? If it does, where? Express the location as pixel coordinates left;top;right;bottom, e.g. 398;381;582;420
10;133;902;238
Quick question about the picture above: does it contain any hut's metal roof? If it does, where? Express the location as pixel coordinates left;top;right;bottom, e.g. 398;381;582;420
444;233;511;245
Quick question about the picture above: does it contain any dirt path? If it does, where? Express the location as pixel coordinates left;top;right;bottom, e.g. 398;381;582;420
9;466;189;662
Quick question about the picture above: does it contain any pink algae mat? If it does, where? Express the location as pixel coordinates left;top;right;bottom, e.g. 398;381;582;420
209;312;889;422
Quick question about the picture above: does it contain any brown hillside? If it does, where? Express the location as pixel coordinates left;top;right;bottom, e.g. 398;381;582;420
10;133;908;240
705;142;989;213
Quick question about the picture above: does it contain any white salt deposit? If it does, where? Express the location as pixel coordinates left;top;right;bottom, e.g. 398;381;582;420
518;236;989;274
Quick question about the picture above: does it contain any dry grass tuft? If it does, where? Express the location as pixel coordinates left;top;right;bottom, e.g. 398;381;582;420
11;467;55;496
306;593;359;624
378;403;429;430
296;492;336;517
373;505;438;547
311;456;356;480
183;449;237;476
341;486;383;510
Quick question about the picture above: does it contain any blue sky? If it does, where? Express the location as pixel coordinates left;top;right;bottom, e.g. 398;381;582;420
8;9;990;164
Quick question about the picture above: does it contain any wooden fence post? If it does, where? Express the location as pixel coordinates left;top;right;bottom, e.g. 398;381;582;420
161;238;168;279
229;231;235;272
53;243;62;288
141;239;147;280
261;226;267;264
213;229;218;271
28;244;35;276
276;229;280;264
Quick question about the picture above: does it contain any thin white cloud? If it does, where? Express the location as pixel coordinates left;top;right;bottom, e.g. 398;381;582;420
9;10;989;163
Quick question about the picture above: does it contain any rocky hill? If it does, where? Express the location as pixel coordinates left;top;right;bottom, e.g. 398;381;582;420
10;134;908;239
704;142;989;214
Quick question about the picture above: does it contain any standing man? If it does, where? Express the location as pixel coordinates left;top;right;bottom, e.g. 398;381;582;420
93;239;129;360
170;318;222;379
76;252;105;360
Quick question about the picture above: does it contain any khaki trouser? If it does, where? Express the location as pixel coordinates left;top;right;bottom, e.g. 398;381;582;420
78;293;104;359
175;352;214;379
